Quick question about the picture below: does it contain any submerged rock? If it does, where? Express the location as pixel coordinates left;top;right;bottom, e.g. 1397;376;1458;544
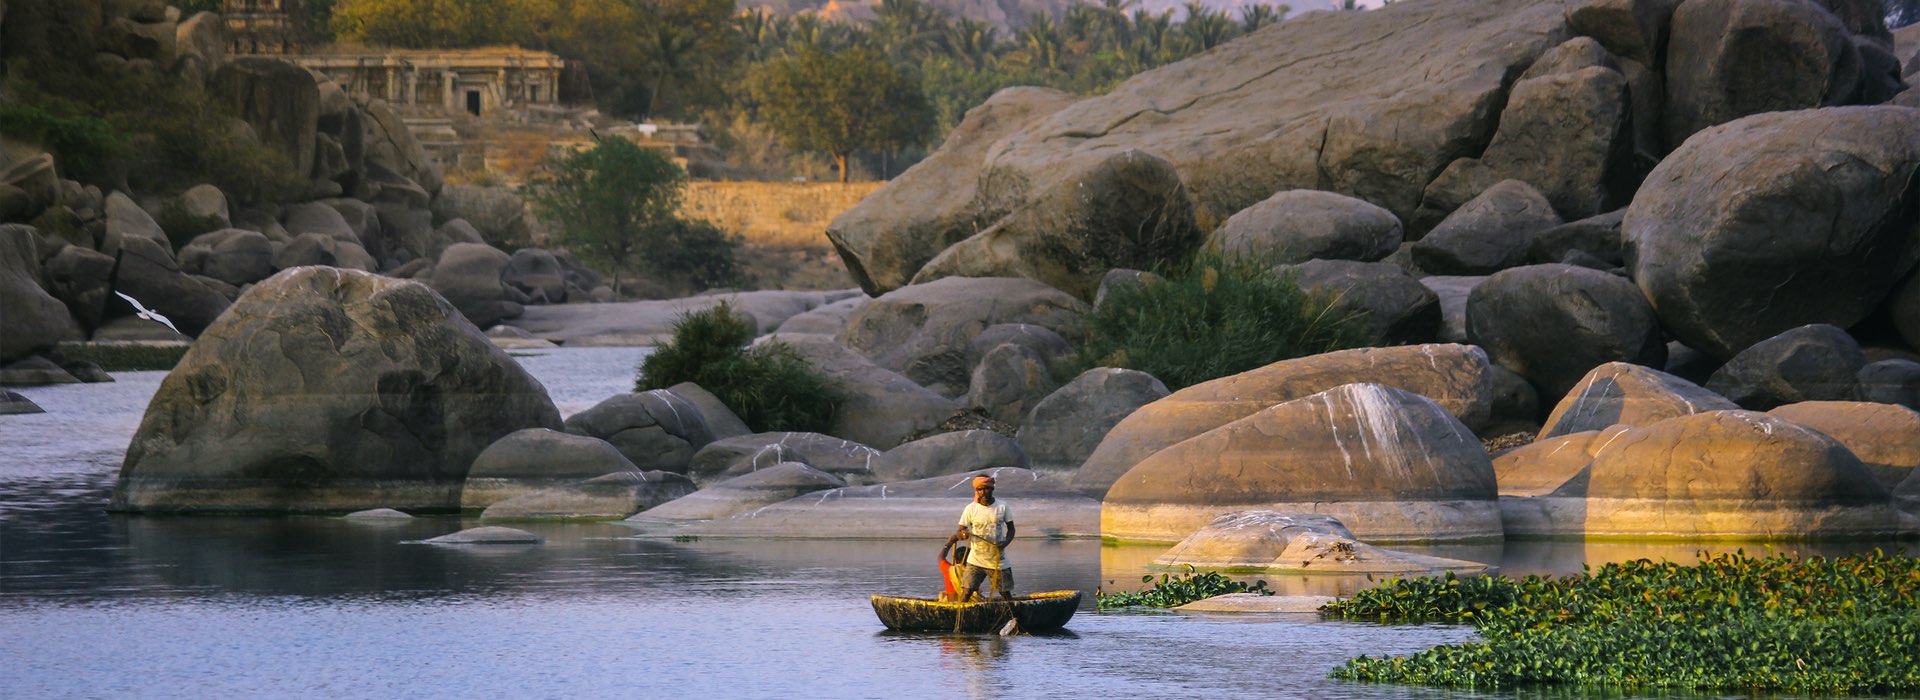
344;508;413;519
0;390;46;415
1152;511;1488;574
424;526;541;544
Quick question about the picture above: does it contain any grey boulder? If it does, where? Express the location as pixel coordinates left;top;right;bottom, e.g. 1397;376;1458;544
871;430;1029;483
563;390;717;473
1465;264;1666;400
1706;323;1866;409
1209;190;1403;265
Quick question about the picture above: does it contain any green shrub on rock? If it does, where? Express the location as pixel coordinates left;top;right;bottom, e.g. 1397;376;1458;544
1071;253;1374;390
636;303;840;433
1323;551;1920;693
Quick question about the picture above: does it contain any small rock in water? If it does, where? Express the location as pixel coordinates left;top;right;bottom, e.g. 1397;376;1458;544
424;526;541;544
344;508;414;519
1;390;45;415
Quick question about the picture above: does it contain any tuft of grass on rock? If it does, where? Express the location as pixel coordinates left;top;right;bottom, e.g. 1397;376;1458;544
54;342;188;371
1070;252;1375;391
636;302;841;433
1322;550;1920;693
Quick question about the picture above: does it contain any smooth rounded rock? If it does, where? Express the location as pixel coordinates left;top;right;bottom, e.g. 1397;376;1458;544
1;390;46;415
1856;358;1920;409
1466;264;1666;400
1493;425;1627;497
965;343;1055;425
1017;368;1170;474
1705;324;1865;409
1540;361;1737;439
1281;259;1441;345
666;382;751;439
1103;383;1502;544
836;276;1086;392
1411;180;1561;275
1152;511;1489;574
344;508;413;519
1210;190;1403;266
1074;344;1496;494
462;428;640;508
1625;107;1920;359
775;334;958;449
563;390;716;473
1769;401;1920;487
111;267;561;513
871;430;1029;483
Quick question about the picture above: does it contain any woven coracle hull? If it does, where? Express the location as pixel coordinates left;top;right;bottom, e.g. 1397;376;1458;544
870;590;1082;632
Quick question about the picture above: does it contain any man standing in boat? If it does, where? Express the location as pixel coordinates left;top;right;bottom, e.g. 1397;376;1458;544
946;474;1015;601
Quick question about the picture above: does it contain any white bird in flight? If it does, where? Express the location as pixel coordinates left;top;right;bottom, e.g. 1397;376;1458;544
114;291;180;335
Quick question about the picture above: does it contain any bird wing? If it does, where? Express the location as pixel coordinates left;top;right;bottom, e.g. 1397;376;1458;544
114;290;144;312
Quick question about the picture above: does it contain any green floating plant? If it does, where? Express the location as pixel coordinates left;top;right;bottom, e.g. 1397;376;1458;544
1096;568;1272;609
1323;550;1920;694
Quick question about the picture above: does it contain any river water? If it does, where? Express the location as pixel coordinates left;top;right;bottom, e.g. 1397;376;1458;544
0;348;1878;698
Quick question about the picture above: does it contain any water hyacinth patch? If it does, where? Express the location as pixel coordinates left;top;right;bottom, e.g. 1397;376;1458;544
1321;551;1920;693
1096;569;1272;609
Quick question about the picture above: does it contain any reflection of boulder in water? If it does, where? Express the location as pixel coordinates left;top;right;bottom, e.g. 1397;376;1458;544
1152;511;1488;574
668;467;1098;539
110;268;561;513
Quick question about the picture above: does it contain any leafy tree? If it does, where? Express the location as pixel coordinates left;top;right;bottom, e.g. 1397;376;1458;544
523;135;739;297
330;0;514;47
747;46;933;183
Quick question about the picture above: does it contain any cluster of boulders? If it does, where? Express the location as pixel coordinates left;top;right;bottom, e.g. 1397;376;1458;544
81;0;1920;559
0;1;610;385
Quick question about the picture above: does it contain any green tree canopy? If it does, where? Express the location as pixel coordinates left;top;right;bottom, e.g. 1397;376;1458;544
747;45;933;183
523;136;739;297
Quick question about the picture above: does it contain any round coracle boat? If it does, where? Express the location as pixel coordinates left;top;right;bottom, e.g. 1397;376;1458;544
870;589;1082;633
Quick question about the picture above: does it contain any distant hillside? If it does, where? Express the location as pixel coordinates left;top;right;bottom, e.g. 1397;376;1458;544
740;0;1388;29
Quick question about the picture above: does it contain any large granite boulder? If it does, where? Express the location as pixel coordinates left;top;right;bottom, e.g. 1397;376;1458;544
1769;401;1920;487
831;0;1574;294
1531;208;1625;267
1663;0;1862;148
1411;180;1563;275
283;202;359;244
1152;511;1489;574
1074;344;1496;493
1210;190;1403;266
1624;107;1920;359
176;184;231;230
905;148;1202;301
177;229;273;286
1493;425;1630;497
357;95;442;196
630;462;846;522
104;191;167;251
1102;383;1502;544
870;430;1029;483
504;248;566;303
774;295;870;337
0;226;74;362
965;323;1074;376
271;232;376;272
658;467;1100;539
43;245;116;331
461;428;640;508
836;276;1086;392
686;431;881;485
426;242;517;329
1705;324;1865;409
430;184;531;248
775;334;959;448
1856;358;1920;409
211;58;319;178
1507;410;1914;538
1540;361;1738;438
479;470;694;521
113;235;229;336
111;267;562;512
1465;264;1666;400
665;382;750;439
965;343;1055;424
1283;259;1442;345
828;87;1080;294
563;390;716;473
1416;38;1634;227
1017;368;1169;474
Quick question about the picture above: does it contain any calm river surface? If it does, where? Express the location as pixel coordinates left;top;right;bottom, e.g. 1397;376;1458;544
0;347;1886;699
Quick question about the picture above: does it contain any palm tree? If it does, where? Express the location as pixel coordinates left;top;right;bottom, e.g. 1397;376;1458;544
1015;13;1068;73
939;18;1000;70
1239;3;1287;33
642;24;698;118
1178;2;1235;53
875;0;947;62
